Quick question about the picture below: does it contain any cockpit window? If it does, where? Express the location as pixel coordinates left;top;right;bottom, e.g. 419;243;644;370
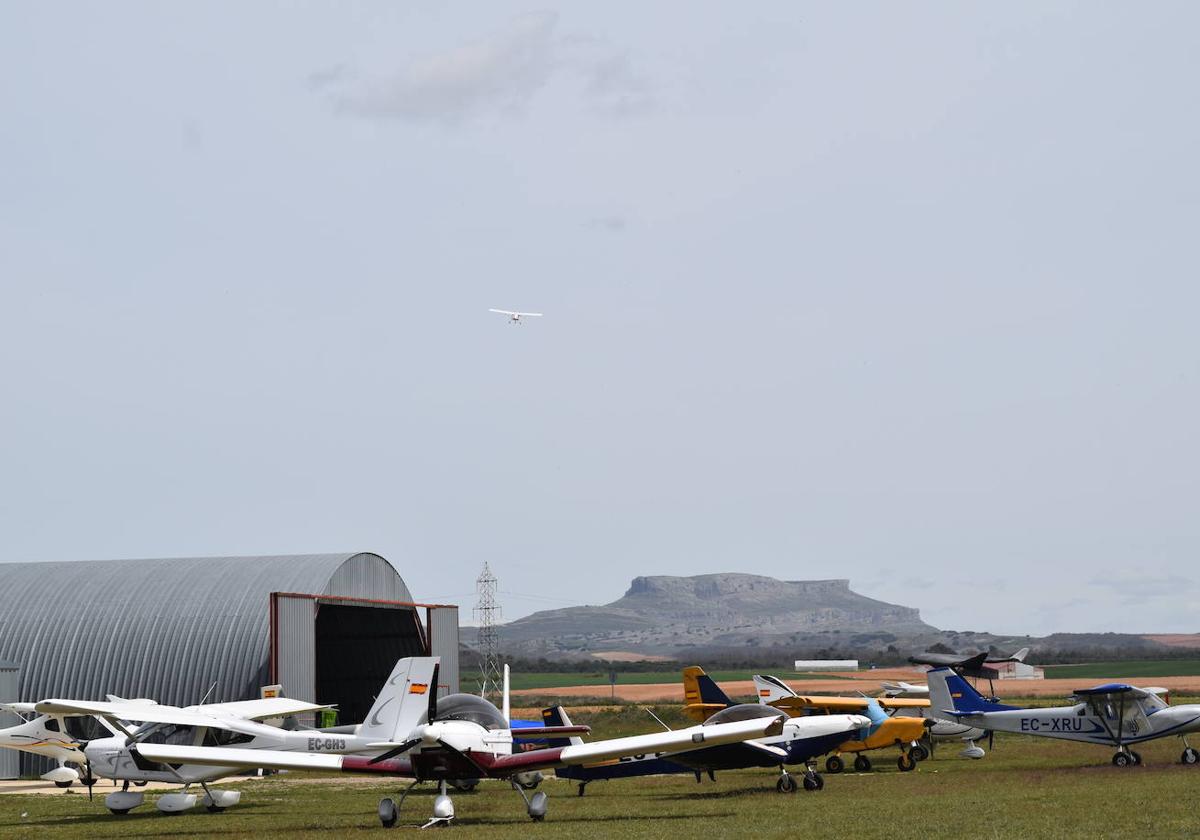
704;704;788;726
44;717;60;733
434;694;507;730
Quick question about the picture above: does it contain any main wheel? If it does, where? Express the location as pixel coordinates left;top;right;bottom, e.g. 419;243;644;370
897;753;916;772
825;755;845;774
108;808;130;816
1112;752;1132;767
776;775;798;794
803;773;824;792
1130;751;1142;766
910;743;930;762
206;804;225;813
54;780;72;789
134;781;148;787
378;797;399;828
1181;748;1199;765
853;754;872;773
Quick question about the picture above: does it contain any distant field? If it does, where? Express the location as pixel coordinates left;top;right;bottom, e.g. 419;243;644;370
463;670;849;691
1043;660;1200;680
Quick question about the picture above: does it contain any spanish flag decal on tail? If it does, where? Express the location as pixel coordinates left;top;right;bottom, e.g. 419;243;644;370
409;683;429;695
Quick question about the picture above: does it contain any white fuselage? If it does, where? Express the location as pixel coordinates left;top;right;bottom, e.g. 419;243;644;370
0;715;86;765
957;702;1200;746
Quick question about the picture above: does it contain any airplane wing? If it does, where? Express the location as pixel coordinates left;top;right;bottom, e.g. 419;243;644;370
488;309;517;315
878;698;930;710
771;696;870;713
0;702;38;715
194;698;333;721
135;743;343;772
35;699;269;737
1072;683;1148;699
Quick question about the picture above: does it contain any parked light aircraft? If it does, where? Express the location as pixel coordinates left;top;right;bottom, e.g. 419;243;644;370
750;674;931;772
876;681;989;759
129;657;785;827
489;308;542;324
928;666;1200;766
0;703;93;787
23;695;347;814
909;647;1030;680
543;671;870;796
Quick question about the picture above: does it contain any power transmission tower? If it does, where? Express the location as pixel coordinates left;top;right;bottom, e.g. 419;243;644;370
474;562;503;699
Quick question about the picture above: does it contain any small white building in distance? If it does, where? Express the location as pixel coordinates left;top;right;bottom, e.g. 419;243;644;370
990;660;1045;680
794;660;859;671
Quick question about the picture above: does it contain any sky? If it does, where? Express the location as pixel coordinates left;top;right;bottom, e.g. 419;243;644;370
2;2;1198;636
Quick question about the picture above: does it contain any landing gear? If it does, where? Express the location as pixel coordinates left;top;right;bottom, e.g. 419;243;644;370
825;755;845;774
1181;747;1199;765
54;780;72;789
1130;751;1142;765
802;771;824;791
379;779;421;828
511;778;547;822
1112;751;1133;767
577;782;589;797
910;742;930;762
776;773;797;794
897;752;916;772
379;798;399;828
853;754;872;773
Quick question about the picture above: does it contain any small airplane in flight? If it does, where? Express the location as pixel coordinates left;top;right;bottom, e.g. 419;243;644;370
751;674;932;772
909;647;1030;680
489;308;543;324
130;657;784;827
928;666;1200;766
542;669;870;796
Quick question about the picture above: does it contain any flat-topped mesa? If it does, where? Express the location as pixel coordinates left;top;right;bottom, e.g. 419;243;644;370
486;572;934;657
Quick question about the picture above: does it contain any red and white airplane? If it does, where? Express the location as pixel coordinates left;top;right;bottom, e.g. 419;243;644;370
134;657;783;827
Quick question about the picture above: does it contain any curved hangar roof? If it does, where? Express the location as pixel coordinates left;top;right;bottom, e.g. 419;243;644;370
0;553;411;705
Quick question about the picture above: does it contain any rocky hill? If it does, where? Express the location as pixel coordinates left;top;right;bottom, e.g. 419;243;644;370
485;573;936;658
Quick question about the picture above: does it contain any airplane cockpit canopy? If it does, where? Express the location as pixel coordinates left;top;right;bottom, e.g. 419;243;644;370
704;704;788;726
435;694;508;730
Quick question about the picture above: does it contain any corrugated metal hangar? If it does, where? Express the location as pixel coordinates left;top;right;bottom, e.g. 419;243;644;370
0;553;458;777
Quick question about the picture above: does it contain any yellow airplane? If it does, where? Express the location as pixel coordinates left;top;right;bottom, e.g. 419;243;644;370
752;674;932;772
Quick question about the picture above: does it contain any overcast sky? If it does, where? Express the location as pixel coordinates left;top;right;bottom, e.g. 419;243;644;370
2;2;1198;636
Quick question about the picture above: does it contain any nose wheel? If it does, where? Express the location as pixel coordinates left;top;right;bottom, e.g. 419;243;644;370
1181;747;1199;765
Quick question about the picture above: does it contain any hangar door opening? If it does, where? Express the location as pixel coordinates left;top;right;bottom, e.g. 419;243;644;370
271;594;459;726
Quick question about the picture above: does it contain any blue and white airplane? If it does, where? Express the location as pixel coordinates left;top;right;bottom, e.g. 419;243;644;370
928;666;1200;767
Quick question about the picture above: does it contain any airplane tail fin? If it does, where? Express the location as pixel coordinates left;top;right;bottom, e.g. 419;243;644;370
682;666;733;722
1010;647;1030;663
753;674;798;704
541;706;586;748
357;656;440;741
927;667;1018;715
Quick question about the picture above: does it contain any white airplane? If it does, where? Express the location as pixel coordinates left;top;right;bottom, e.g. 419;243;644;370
0;702;93;787
928;666;1200;766
489;308;542;324
878;682;990;759
131;657;786;828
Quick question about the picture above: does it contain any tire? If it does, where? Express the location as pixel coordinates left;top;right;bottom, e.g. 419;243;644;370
206;805;225;813
134;781;148;787
898;753;916;772
804;773;824;792
1181;748;1199;765
1130;751;1142;766
530;815;545;822
378;797;399;828
109;809;130;816
825;755;845;774
776;775;797;794
54;780;72;789
1112;753;1132;767
853;754;872;773
910;743;930;762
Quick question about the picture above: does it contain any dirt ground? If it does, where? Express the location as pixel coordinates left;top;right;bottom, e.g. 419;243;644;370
511;667;1200;702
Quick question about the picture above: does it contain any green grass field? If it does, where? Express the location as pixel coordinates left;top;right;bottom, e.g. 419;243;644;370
1043;660;1200;680
3;704;1199;839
